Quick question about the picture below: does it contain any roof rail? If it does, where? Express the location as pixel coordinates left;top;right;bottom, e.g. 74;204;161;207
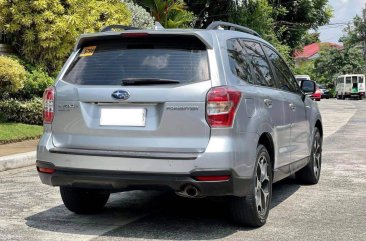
206;21;261;38
100;25;140;32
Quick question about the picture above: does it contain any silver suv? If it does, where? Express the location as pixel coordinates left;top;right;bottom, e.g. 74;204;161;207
37;22;323;227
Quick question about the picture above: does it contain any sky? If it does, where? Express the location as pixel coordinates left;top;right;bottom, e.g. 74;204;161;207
318;0;366;43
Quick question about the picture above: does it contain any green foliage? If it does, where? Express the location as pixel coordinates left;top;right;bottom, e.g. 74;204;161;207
301;32;321;46
341;15;366;47
228;0;292;62
138;0;194;28
124;0;155;28
0;98;43;125
0;0;132;74
185;0;232;28
0;56;26;94
293;61;316;80
313;46;366;85
269;0;333;50
21;69;55;99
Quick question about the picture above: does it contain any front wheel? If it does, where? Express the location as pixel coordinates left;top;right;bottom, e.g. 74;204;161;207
60;187;110;214
229;144;273;227
296;127;322;184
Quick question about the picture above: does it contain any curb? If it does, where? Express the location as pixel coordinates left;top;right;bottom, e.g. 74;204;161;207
0;151;36;172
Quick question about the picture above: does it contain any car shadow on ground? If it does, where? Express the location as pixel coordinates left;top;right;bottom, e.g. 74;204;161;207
25;177;300;240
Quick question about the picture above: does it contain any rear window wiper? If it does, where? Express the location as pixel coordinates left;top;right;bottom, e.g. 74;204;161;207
121;78;180;86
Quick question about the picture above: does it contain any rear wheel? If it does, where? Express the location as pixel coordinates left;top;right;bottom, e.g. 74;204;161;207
60;187;110;214
296;127;322;184
229;144;272;227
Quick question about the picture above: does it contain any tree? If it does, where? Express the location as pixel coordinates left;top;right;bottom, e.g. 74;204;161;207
341;15;366;61
269;0;333;50
0;0;132;74
228;0;291;61
184;0;232;28
301;32;321;46
123;0;155;28
314;46;365;84
137;0;194;28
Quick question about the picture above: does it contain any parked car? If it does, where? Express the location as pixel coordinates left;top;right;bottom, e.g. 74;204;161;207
311;86;322;101
318;84;331;99
36;22;323;227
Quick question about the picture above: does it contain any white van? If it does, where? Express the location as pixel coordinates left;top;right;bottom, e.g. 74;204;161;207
336;74;365;100
295;75;311;83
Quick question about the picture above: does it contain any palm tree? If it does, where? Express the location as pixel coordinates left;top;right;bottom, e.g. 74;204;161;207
138;0;194;28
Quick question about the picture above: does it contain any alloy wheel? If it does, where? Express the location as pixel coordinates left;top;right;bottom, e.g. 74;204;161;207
255;155;270;215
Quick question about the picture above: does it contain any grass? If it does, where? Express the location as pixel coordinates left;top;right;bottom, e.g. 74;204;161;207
0;114;43;144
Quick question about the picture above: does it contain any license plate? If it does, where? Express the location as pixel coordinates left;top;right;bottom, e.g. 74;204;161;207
100;108;146;126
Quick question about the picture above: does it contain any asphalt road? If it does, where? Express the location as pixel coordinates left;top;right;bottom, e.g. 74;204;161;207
1;99;365;241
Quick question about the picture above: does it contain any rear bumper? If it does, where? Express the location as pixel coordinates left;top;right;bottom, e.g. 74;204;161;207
36;160;251;197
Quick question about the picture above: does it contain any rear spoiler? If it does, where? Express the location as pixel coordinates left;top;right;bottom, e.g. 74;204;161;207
74;31;214;51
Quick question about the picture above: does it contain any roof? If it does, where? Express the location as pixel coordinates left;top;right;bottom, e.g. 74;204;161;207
294;42;343;59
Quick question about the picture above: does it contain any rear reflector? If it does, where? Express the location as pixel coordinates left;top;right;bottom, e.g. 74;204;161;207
43;86;55;124
194;175;231;181
206;86;241;128
37;167;55;174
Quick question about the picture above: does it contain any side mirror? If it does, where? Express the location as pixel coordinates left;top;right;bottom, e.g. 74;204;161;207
300;80;316;94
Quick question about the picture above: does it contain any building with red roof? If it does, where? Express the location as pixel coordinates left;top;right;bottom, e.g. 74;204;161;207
294;42;343;66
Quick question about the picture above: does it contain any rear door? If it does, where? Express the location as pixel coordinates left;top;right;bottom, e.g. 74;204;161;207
263;45;310;165
52;34;212;156
240;40;292;169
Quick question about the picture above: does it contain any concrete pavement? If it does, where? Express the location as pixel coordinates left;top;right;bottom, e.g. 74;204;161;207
0;99;365;241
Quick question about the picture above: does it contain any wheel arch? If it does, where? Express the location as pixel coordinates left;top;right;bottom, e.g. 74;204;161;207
315;119;323;138
258;132;275;172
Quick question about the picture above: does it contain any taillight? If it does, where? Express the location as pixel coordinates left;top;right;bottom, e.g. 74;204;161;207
206;86;242;128
43;86;55;124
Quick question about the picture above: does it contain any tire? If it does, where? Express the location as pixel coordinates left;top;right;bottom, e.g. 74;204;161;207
296;127;322;185
60;187;110;214
229;144;273;227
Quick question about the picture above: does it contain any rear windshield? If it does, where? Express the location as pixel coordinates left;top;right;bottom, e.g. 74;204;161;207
63;35;210;85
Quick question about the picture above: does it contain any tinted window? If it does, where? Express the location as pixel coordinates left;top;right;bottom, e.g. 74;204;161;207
240;40;275;88
359;76;364;83
346;77;352;84
263;46;299;93
63;36;209;85
227;39;253;84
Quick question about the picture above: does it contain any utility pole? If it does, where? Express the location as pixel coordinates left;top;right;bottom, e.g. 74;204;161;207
363;4;366;62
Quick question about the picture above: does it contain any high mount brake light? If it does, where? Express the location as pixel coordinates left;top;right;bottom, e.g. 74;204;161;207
121;33;149;38
43;86;55;124
206;86;242;128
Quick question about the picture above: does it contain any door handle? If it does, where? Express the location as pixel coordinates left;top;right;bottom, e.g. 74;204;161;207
264;99;273;108
289;103;296;111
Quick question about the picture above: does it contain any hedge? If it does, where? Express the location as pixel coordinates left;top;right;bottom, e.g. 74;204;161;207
0;98;43;125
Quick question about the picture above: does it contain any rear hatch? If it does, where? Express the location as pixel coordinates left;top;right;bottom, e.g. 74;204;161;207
51;34;212;156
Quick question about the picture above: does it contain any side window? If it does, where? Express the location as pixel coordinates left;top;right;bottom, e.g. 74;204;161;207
227;39;254;84
346;77;351;84
263;45;300;93
240;40;275;88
